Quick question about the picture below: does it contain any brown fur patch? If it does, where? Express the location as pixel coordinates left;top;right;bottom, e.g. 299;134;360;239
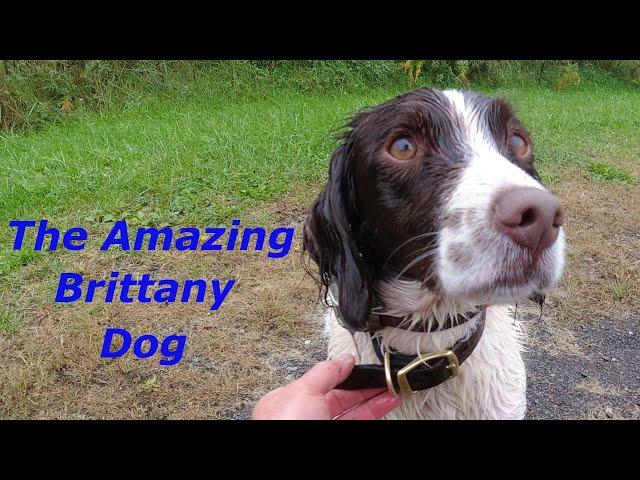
447;241;472;268
441;209;464;230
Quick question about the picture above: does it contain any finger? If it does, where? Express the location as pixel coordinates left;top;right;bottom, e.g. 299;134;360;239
325;387;387;419
337;391;402;420
293;354;355;394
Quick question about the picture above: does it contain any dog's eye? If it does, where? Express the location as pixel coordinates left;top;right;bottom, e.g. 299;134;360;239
510;134;529;157
389;137;417;160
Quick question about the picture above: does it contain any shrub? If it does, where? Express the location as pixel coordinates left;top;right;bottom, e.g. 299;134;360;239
554;63;581;91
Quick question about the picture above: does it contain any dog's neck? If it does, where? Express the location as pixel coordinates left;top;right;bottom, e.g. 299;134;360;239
363;278;487;358
373;278;479;332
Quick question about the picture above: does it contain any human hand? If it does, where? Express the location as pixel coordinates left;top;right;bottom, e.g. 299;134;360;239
251;353;402;420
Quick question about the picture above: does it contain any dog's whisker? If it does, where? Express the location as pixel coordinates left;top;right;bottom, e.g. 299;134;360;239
394;248;439;280
397;243;436;267
382;232;438;270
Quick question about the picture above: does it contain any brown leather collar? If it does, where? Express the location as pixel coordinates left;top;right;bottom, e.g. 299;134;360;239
336;307;486;395
370;310;475;332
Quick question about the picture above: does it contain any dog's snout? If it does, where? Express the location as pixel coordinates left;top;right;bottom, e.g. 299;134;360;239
494;187;563;253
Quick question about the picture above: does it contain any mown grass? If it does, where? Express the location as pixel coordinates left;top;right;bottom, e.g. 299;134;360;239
0;88;402;273
1;74;639;279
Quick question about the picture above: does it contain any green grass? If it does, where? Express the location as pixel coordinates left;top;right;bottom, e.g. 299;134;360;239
494;83;640;167
0;305;22;334
0;88;400;228
610;280;634;301
1;61;406;132
1;75;639;278
587;160;636;184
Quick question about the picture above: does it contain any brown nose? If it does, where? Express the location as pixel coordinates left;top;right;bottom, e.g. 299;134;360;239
494;187;564;253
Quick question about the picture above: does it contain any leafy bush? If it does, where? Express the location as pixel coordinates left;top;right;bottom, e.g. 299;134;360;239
400;60;640;89
588;60;640;85
554;63;581;91
403;60;469;87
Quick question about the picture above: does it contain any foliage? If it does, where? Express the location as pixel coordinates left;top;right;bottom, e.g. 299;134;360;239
554;63;581;91
401;60;640;90
2;60;640;134
0;60;404;133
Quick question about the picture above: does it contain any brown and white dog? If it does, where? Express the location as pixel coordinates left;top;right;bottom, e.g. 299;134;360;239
303;88;565;419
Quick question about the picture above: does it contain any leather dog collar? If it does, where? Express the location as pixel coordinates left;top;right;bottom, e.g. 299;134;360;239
336;307;486;396
373;310;475;332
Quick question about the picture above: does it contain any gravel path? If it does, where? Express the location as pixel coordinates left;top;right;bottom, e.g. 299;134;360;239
524;314;639;419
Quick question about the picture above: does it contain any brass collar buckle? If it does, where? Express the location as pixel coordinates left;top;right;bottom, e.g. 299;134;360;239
385;350;460;397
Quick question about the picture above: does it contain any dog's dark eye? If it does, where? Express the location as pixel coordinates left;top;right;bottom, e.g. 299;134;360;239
510;134;529;157
389;137;417;160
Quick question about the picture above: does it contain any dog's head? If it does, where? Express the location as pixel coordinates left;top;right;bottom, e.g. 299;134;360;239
303;88;565;331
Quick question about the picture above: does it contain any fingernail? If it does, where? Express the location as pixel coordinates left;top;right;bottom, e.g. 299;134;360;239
373;392;402;408
335;353;354;363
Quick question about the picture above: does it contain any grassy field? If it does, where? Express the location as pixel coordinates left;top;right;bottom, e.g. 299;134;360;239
1;71;639;418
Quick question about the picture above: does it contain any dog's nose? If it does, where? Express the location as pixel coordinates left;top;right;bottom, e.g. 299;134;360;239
494;187;563;252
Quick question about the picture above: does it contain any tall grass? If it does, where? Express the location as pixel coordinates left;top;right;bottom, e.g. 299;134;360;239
1;60;639;134
0;61;405;133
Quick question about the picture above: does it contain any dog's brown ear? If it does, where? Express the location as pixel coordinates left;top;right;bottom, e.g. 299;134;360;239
303;145;374;332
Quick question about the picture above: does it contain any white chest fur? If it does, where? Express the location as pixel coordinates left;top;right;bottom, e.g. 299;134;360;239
324;305;528;420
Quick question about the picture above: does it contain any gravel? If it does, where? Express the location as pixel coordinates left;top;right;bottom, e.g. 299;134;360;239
524;315;639;419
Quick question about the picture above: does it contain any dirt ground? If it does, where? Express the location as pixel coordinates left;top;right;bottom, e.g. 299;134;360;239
1;163;638;419
524;312;639;419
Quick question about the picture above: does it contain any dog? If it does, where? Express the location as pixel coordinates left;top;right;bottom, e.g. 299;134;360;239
302;88;565;419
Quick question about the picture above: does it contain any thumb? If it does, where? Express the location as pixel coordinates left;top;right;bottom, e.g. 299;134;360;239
293;354;355;394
